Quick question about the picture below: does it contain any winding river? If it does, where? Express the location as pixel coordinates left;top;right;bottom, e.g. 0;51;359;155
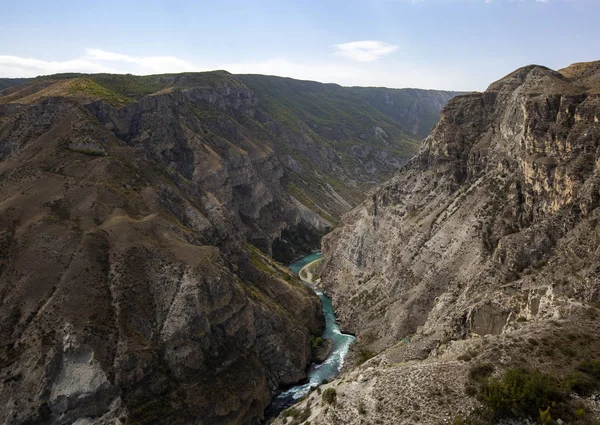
265;252;355;417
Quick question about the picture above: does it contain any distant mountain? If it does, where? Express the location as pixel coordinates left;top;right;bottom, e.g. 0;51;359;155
346;86;464;139
0;78;30;91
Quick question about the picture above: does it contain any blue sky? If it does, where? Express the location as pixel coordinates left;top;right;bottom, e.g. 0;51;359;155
0;0;598;90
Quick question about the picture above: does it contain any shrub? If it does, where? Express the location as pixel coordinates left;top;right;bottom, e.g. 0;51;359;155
566;359;600;395
356;348;376;365
281;407;301;418
577;359;600;380
566;371;597;396
480;368;564;420
311;335;324;348
458;354;472;362
298;407;311;422
322;388;337;405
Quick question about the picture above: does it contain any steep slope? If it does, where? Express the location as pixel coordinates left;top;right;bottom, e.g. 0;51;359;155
276;61;600;424
0;78;29;91
346;86;463;139
0;96;323;425
1;72;459;262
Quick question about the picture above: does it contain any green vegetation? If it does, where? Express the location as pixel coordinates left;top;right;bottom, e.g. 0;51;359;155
281;406;312;424
461;361;600;424
480;368;563;420
66;146;107;157
34;70;242;100
356;347;376;365
0;78;30;92
566;360;600;396
4;71;452;228
68;78;132;106
246;242;274;274
469;363;495;383
311;335;324;349
322;388;337;405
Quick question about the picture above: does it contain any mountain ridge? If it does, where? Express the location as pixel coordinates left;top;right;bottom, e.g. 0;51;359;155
1;71;461;262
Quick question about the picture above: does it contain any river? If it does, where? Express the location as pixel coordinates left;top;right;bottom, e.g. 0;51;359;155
264;252;355;417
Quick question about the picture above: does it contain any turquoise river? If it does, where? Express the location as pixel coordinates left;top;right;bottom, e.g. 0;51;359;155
265;252;355;417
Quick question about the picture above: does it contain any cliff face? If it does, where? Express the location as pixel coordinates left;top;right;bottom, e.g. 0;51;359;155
346;87;464;139
322;63;600;348
275;62;600;425
0;96;323;425
1;74;460;261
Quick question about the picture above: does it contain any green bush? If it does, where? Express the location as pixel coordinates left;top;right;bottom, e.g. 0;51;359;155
458;354;472;362
566;371;597;396
480;368;564;419
311;335;324;348
356;348;376;365
281;407;301;418
322;388;337;405
566;359;600;395
577;359;600;380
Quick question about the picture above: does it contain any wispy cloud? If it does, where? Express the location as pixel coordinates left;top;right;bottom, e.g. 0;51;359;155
0;55;118;76
333;41;399;62
0;48;518;91
85;49;197;73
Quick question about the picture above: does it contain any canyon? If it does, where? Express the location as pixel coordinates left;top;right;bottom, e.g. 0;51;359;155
5;59;599;425
0;72;457;425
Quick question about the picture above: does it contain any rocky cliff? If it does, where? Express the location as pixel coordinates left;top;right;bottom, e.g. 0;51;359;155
1;73;459;263
0;95;326;425
274;61;600;425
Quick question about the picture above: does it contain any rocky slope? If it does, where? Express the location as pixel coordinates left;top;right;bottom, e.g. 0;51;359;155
1;73;459;261
0;95;326;425
0;72;457;425
0;78;29;92
346;86;463;139
274;61;600;424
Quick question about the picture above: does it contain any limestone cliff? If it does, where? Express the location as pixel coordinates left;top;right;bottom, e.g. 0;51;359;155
0;97;323;425
275;62;600;425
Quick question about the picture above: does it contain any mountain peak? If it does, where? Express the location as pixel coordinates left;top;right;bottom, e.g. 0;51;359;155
486;64;575;94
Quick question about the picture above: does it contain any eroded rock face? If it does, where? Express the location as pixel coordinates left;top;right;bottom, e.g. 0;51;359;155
322;63;600;348
282;62;600;425
0;98;322;425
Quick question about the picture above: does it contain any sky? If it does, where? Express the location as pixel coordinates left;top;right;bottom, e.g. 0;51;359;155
0;0;598;91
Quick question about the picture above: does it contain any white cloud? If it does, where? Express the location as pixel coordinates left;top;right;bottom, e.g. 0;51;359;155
84;48;197;73
0;48;509;91
0;55;118;76
333;41;399;62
